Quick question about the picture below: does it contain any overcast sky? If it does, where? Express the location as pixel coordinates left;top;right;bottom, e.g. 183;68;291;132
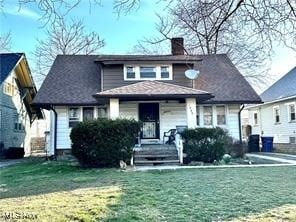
1;0;295;93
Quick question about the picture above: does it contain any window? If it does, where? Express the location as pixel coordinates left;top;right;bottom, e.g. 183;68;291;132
289;104;295;122
290;137;296;144
253;112;258;125
14;114;24;131
204;106;213;125
98;107;107;118
273;106;280;123
69;108;80;128
140;66;156;78
126;66;136;79
217;106;226;125
83;107;94;121
3;82;14;96
161;66;170;78
124;65;172;80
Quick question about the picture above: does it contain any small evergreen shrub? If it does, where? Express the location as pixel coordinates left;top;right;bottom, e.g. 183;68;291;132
70;118;141;168
181;127;230;163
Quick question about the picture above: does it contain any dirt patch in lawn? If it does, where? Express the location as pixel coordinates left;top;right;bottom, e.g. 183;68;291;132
231;204;296;222
0;186;121;222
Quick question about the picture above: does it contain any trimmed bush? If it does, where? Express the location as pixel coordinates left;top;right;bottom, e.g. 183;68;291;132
70;118;141;168
181;127;230;163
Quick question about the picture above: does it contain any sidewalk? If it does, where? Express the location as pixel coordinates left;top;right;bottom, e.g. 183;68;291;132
134;152;296;171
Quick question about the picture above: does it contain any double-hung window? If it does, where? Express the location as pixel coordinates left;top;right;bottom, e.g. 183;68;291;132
289;104;295;122
140;66;156;78
253;112;258;125
273;106;280;124
83;107;94;121
216;106;226;125
126;66;136;79
204;106;213;126
69;108;80;128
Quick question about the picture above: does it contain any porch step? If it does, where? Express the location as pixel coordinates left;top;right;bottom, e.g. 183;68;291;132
136;154;177;158
135;160;180;166
134;144;179;166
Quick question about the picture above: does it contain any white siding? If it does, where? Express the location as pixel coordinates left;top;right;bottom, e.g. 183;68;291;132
160;102;187;139
248;99;296;143
52;103;242;150
226;104;240;140
119;103;138;120
55;107;72;149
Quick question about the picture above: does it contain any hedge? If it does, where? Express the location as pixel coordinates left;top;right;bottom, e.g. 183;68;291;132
70;118;141;168
181;127;231;163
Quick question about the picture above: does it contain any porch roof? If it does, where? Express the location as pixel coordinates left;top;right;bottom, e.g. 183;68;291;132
93;81;213;101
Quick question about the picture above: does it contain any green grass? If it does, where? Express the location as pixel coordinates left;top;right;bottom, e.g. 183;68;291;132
0;160;296;221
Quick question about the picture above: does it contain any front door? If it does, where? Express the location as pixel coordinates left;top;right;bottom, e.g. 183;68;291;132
139;103;160;139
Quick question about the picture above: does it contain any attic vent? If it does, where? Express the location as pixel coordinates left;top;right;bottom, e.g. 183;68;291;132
289;137;296;144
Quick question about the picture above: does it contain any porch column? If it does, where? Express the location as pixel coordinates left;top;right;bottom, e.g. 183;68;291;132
186;98;197;128
109;98;119;119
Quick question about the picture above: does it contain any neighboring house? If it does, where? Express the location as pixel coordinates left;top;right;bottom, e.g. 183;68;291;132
246;67;296;154
33;38;261;157
0;53;43;156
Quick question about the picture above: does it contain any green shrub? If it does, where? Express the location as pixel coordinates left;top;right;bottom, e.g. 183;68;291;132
70;118;141;168
181;127;230;163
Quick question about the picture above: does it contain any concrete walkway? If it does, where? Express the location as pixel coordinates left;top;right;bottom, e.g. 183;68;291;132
246;153;296;164
0;159;25;168
134;152;296;171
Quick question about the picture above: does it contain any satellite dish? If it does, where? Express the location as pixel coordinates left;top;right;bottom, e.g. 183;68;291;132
185;69;200;80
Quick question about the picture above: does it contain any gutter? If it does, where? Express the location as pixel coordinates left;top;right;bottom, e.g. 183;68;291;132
49;106;58;159
238;104;245;144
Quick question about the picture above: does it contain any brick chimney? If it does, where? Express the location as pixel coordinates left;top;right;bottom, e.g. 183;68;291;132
171;37;184;55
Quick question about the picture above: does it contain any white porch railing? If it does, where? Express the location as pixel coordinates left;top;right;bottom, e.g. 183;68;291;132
175;133;184;164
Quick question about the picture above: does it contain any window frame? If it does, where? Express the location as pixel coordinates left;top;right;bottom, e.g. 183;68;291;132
203;106;213;126
253;111;258;126
216;105;226;125
83;107;94;121
273;106;280;124
288;103;296;122
196;105;200;126
69;107;80;128
123;64;173;81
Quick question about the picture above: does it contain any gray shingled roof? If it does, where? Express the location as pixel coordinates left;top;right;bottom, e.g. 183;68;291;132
33;54;261;106
195;54;261;103
0;53;23;84
260;67;296;102
95;80;212;100
33;55;101;106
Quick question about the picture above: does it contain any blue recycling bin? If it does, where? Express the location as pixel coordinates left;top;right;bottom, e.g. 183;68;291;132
261;137;273;152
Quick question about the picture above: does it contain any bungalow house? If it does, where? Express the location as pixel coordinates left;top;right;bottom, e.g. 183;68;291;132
246;67;296;154
0;53;43;156
32;38;261;162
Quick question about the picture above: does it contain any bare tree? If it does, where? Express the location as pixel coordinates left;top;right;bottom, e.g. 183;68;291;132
134;0;296;89
33;18;104;83
0;32;12;52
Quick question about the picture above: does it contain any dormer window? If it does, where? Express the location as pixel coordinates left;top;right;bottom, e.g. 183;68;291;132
140;66;156;78
161;66;170;78
126;66;136;79
124;65;172;81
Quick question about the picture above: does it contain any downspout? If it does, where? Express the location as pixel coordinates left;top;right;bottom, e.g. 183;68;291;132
238;104;245;144
49;106;58;159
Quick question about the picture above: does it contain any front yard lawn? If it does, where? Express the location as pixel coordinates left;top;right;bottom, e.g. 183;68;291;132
0;160;295;221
